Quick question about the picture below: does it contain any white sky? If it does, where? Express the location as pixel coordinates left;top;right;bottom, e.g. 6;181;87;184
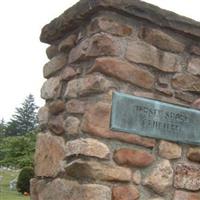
0;0;200;122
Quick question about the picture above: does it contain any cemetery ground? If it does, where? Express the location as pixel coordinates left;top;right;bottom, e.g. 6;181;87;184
0;168;29;200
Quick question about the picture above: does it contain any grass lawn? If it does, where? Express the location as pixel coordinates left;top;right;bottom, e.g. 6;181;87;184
0;169;30;200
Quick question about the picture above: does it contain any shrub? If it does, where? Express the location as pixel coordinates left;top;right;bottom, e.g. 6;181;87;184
16;166;34;194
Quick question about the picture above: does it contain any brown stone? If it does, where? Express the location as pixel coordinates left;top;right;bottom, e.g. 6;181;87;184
37;106;49;128
192;98;200;109
48;115;65;135
175;91;196;103
155;83;173;96
66;160;132;182
34;132;66;177
190;45;200;56
43;54;67;78
113;148;155;167
172;73;200;92
188;57;200;75
69;33;121;63
157;75;170;88
187;147;200;163
112;185;140;200
174;163;200;191
159;141;182;159
89;57;155;89
139;27;185;53
30;178;38;200
30;178;46;200
48;100;65;115
64;116;80;135
64;73;114;98
88;16;133;37
125;40;181;72
33;178;111;200
149;198;165;200
60;67;78;81
66;99;87;114
46;45;59;59
58;34;77;52
143;160;173;194
65;138;110;159
40;77;61;100
155;76;172;96
173;190;200;200
81;102;156;148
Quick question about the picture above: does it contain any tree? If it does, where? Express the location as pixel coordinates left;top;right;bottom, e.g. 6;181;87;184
0;118;6;136
6;94;38;136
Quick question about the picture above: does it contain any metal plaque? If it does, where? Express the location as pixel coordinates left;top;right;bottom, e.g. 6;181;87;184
110;92;200;145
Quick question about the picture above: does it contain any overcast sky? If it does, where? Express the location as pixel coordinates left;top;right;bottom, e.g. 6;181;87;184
0;0;200;122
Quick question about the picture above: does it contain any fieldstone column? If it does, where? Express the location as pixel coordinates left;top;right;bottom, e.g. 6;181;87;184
31;1;200;200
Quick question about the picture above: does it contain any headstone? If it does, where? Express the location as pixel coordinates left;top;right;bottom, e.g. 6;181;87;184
0;176;3;192
9;178;17;190
110;92;200;145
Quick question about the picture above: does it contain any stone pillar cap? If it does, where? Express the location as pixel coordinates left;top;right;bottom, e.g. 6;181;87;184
40;0;200;44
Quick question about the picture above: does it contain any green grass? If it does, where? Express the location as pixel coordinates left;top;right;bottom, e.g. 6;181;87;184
0;169;30;200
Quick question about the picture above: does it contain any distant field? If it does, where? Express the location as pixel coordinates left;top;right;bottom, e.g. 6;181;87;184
0;169;30;200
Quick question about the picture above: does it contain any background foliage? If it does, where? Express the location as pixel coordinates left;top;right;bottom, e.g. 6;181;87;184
0;133;36;168
0;94;38;168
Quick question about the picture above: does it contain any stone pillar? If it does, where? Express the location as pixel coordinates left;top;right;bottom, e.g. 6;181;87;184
31;1;200;200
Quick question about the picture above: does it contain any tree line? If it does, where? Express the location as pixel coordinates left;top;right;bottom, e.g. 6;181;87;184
0;94;38;137
0;94;38;168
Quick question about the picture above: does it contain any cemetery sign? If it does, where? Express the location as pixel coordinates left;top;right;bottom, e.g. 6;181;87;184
110;92;200;145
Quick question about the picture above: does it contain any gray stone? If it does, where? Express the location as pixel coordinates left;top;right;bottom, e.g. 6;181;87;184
58;34;77;52
66;160;132;182
64;116;80;135
43;54;67;78
125;40;181;72
64;73;114;98
46;45;59;59
65;138;110;159
41;77;61;100
143;160;173;194
159;140;182;159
